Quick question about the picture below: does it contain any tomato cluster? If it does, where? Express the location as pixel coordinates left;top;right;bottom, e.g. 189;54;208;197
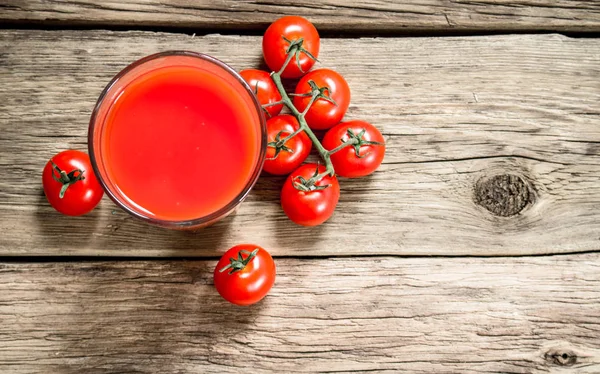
242;16;386;227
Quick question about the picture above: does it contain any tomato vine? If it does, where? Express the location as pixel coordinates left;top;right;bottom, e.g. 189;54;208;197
251;15;387;225
268;56;357;189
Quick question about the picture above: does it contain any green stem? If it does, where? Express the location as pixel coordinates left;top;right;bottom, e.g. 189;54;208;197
271;72;334;178
277;51;295;76
262;101;284;108
219;248;259;274
276;128;303;147
301;139;359;186
301;94;319;116
327;138;359;155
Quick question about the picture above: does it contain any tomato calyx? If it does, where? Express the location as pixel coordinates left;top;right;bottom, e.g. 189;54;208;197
293;166;330;192
219;248;259;274
50;161;86;199
337;128;385;158
292;80;338;109
283;36;318;73
267;130;295;160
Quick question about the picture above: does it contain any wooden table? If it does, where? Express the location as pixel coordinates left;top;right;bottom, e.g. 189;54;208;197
1;2;600;373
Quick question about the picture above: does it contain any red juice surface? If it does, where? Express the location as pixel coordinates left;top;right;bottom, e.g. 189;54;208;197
101;62;261;221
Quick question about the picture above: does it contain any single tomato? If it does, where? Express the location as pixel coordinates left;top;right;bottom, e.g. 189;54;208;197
281;163;340;226
262;16;320;79
322;120;386;178
240;69;283;117
214;244;276;306
264;115;312;175
293;69;350;130
42;150;103;216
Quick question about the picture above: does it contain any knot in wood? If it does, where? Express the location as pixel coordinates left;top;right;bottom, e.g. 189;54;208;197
544;348;577;366
474;174;530;217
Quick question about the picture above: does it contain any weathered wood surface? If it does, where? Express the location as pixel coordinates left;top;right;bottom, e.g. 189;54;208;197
1;30;599;257
1;254;599;373
1;0;600;33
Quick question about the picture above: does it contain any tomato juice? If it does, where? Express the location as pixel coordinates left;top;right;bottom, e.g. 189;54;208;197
89;52;266;228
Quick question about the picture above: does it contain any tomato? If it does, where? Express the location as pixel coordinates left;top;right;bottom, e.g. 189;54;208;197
262;16;320;79
293;69;350;130
264;115;312;175
214;244;276;306
322;121;385;178
281;163;340;226
42;150;103;216
240;69;283;118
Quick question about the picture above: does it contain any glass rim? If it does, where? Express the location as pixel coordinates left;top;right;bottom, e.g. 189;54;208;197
88;51;267;228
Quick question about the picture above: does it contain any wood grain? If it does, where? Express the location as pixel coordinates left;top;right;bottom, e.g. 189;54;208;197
1;0;600;33
1;30;599;257
1;255;599;373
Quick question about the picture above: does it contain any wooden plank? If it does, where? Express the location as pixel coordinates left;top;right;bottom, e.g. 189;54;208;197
0;30;599;257
1;255;599;373
1;0;600;33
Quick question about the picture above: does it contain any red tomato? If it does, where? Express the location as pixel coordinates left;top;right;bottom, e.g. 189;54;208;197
264;115;312;175
42;150;103;216
240;69;283;117
281;163;340;226
322;121;386;178
214;244;276;306
293;69;350;130
262;16;320;79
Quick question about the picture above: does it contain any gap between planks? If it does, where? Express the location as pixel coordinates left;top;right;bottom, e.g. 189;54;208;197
2;248;600;263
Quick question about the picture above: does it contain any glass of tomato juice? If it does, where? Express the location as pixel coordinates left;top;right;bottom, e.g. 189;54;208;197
88;51;266;229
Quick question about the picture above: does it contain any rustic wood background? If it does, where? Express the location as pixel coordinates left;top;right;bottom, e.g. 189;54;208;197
2;255;600;373
0;1;599;373
2;31;599;257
